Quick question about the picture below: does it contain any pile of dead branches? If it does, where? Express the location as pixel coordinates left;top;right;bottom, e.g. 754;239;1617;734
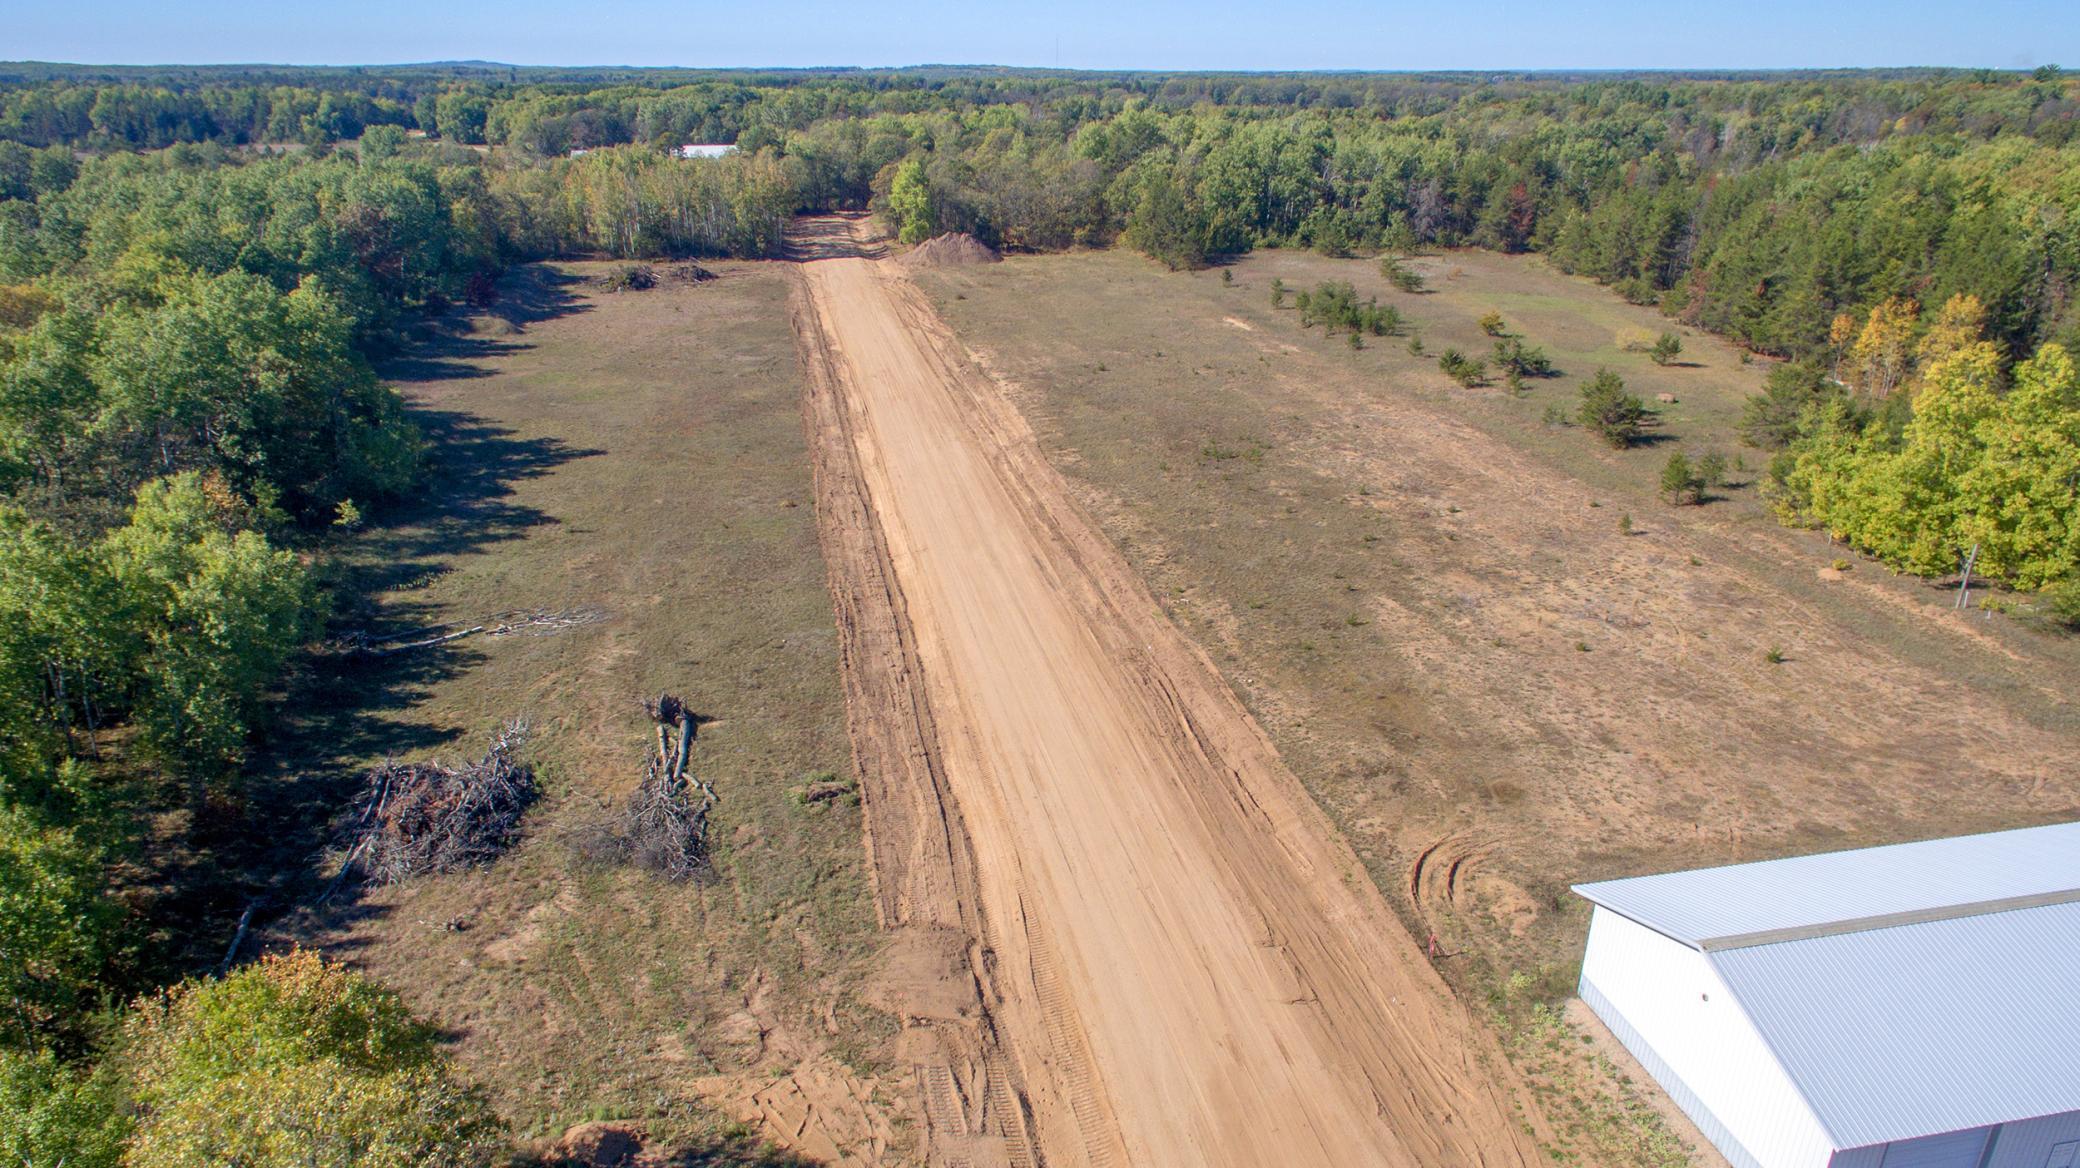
598;264;656;291
628;695;716;879
575;695;716;881
332;607;607;658
345;720;538;886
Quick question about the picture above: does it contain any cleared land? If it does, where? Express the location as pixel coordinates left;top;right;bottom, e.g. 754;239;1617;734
794;218;1539;1168
253;236;2080;1168
267;262;901;1163
909;245;2080;1163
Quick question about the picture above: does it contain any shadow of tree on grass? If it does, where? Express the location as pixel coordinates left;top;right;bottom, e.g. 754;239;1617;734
378;265;593;382
147;266;604;979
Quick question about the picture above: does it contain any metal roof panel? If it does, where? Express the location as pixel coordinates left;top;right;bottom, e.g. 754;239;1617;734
1709;900;2080;1148
1572;821;2080;948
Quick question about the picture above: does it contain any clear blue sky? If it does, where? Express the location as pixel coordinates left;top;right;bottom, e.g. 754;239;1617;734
10;0;2077;71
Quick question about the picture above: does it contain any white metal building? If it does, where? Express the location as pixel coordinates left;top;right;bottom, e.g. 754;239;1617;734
1575;822;2080;1168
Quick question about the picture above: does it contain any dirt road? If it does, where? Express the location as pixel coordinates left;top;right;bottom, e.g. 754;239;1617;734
793;218;1541;1168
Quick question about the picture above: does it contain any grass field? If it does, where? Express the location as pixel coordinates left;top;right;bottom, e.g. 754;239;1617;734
913;245;2080;1165
253;262;901;1163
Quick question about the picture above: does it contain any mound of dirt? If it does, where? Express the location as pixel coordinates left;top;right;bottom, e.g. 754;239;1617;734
549;1122;648;1167
899;232;999;268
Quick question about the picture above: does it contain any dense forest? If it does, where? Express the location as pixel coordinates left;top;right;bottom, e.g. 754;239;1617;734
1;62;2076;1165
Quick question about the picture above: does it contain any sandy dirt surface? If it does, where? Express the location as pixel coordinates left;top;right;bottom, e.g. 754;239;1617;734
792;217;1542;1167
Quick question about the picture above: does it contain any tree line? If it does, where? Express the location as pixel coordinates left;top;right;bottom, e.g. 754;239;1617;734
1752;294;2079;609
0;106;826;1162
0;134;534;1166
6;67;2076;368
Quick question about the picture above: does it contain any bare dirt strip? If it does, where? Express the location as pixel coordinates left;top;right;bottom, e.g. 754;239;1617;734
791;216;1543;1168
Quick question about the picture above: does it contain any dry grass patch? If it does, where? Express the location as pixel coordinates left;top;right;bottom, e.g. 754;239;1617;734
917;246;2080;1165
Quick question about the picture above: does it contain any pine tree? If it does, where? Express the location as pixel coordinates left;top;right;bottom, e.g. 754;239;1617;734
1661;452;1700;504
1578;369;1650;446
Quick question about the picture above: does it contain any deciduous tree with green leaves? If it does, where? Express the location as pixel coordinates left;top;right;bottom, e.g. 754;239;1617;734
1835;344;2002;575
888;156;934;245
103;474;315;780
0;806;118;1051
1956;344;2080;589
0;1048;128;1168
122;951;504;1168
1777;340;2080;593
0;508;132;794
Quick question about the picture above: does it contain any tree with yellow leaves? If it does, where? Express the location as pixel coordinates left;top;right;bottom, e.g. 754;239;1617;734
1915;293;1990;372
1781;337;2080;593
1828;311;1859;382
1848;342;2004;573
1846;297;1920;399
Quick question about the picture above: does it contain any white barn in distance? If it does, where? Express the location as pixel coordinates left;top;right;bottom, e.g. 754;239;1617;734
1575;822;2080;1168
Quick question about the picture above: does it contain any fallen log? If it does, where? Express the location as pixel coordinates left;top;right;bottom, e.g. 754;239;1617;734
335;607;607;658
216;899;262;974
364;625;485;656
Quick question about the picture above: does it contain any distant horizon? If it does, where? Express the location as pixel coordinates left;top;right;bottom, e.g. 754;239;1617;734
12;0;2076;75
2;59;2056;76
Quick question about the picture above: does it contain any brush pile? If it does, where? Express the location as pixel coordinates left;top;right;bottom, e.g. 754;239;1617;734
598;263;656;291
575;695;716;880
350;720;537;885
625;695;716;880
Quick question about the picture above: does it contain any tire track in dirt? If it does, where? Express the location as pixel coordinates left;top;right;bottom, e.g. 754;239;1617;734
793;216;1542;1167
